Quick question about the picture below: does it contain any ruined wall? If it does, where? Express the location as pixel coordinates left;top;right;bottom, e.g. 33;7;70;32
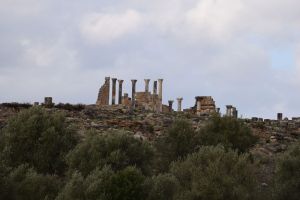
195;96;216;115
96;77;110;106
135;92;161;112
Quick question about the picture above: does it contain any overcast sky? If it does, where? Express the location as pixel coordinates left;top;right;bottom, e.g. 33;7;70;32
1;0;300;119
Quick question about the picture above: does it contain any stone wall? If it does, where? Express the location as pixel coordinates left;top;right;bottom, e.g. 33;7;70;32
194;96;216;115
96;77;110;106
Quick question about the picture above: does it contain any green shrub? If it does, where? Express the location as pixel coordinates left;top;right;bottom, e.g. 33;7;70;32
57;166;145;200
1;107;79;175
154;120;200;172
7;164;61;200
66;131;154;176
273;141;300;200
199;115;257;153
145;174;180;200
170;145;258;200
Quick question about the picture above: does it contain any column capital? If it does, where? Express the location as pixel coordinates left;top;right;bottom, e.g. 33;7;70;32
118;79;124;84
177;97;183;101
158;78;163;82
131;79;137;83
105;77;110;81
112;78;117;81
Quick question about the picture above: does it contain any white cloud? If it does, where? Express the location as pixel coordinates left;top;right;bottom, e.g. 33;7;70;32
185;0;244;41
21;38;78;69
80;9;142;44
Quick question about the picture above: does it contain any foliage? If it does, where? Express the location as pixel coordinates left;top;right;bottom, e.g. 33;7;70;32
57;166;145;200
145;174;180;200
170;145;257;200
55;103;85;111
273;141;300;200
154;120;200;172
6;164;61;200
1;107;79;175
1;103;32;109
199;115;258;153
66;131;154;176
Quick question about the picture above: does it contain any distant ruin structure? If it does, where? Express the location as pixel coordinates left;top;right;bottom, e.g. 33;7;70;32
226;105;238;118
95;77;221;116
96;77;110;106
194;96;216;115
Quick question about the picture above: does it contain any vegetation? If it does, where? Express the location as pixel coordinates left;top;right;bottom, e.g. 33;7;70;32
273;141;300;200
0;107;79;175
0;107;298;200
199;115;258;153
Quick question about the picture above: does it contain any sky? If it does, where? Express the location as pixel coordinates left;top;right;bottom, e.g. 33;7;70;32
0;0;300;119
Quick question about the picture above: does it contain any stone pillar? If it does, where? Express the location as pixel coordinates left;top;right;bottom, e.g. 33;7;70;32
277;113;283;121
226;105;233;117
232;107;238;118
195;97;201;115
144;79;150;93
44;97;53;108
168;100;174;112
177;98;183;112
153;81;157;95
131;79;137;108
118;80;124;104
111;78;117;105
158;79;163;100
158;79;163;112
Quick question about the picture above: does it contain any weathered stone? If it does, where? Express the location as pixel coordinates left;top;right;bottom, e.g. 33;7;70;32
177;97;183;112
111;78;117;105
144;79;150;92
277;113;283;121
131;79;137;108
96;77;110;105
118;80;124;104
44;97;54;108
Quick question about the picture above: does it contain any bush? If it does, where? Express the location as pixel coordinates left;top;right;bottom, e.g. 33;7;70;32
145;174;180;200
154;120;200;172
199;115;257;153
7;164;61;200
170;145;258;200
57;166;145;200
273;141;300;200
55;103;85;111
1;107;79;175
66;131;154;176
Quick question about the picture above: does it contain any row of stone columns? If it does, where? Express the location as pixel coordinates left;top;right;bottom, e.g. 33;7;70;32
226;105;238;118
105;77;185;112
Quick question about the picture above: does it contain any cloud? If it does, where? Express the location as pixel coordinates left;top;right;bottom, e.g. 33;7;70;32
80;9;142;44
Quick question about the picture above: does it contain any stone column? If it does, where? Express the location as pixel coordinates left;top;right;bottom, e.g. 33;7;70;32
168;100;174;112
111;78;117;105
232;107;238;118
226;105;232;117
144;79;150;93
153;81;157;95
118;80;124;104
44;97;53;108
131;79;137;108
195;97;201;115
177;98;183;112
158;79;163;112
277;113;283;121
158;79;163;100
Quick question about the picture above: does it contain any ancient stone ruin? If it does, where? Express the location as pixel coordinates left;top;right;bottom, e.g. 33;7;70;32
96;77;165;112
96;77;110;106
95;77;243;117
